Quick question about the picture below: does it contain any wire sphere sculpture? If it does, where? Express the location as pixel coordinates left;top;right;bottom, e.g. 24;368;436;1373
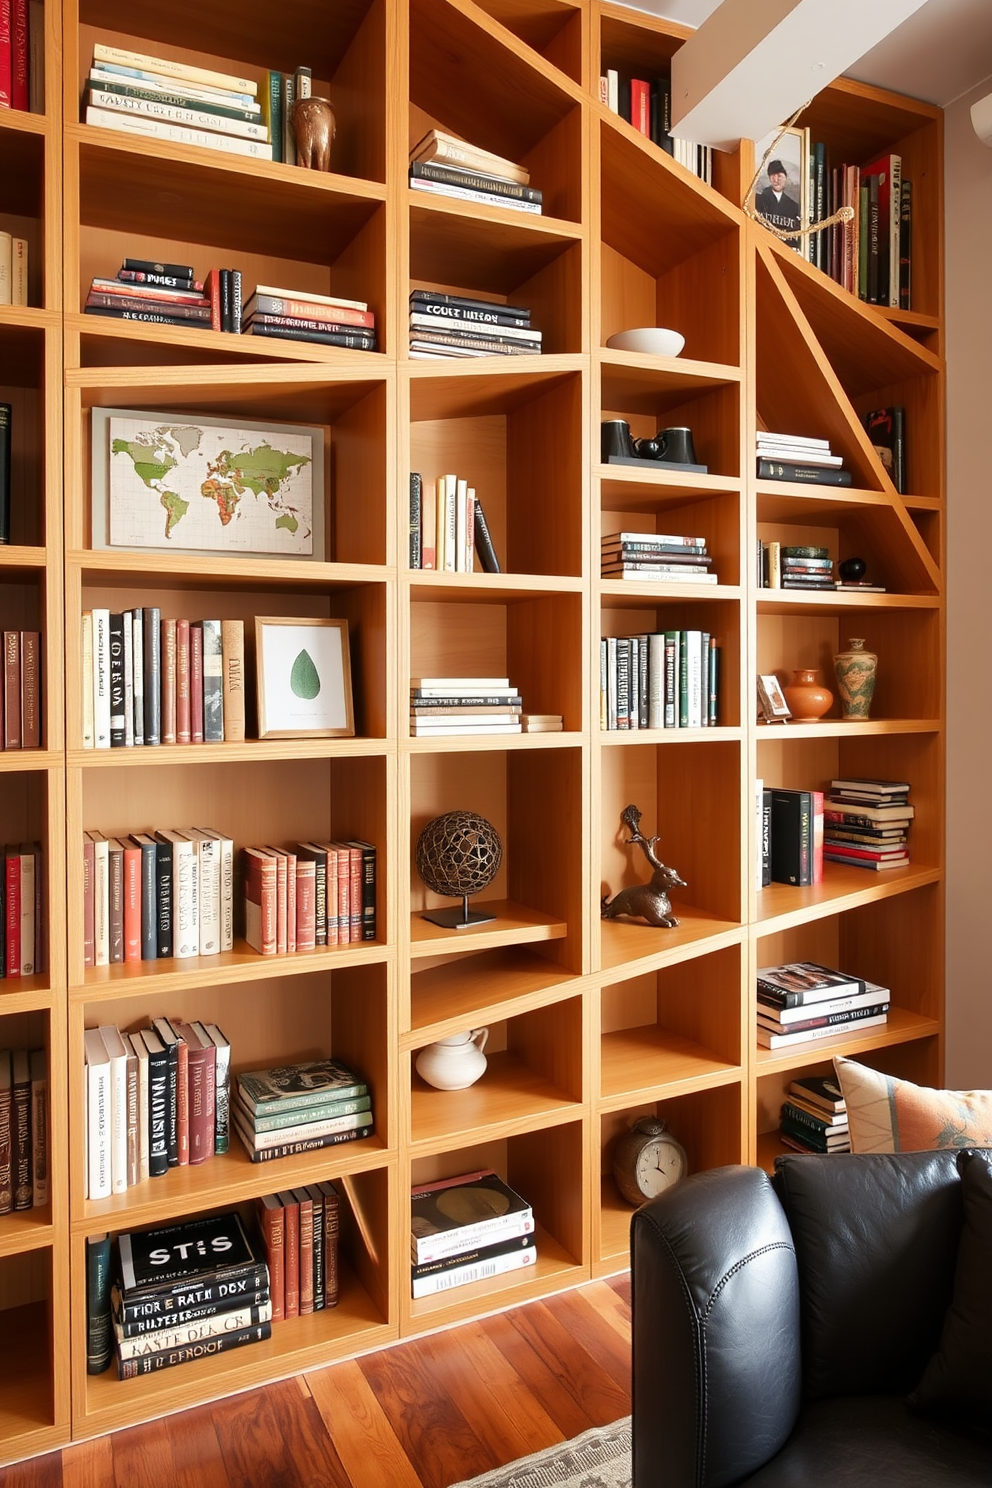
416;810;502;900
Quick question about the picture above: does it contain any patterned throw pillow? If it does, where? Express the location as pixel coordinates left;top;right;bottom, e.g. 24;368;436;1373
833;1057;992;1153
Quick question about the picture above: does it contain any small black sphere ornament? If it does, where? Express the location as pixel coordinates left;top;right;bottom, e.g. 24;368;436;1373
416;810;503;929
838;556;867;582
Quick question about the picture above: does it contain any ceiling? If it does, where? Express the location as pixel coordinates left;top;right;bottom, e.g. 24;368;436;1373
621;0;992;107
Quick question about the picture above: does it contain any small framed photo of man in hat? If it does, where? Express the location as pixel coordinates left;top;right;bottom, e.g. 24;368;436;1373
753;125;809;254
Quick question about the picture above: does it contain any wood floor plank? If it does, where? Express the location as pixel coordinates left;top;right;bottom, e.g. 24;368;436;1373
59;1435;114;1488
543;1290;631;1392
166;1400;232;1488
304;1360;424;1488
209;1379;351;1488
504;1300;629;1427
432;1321;564;1455
0;1452;63;1488
576;1279;633;1345
109;1417;178;1488
480;1306;601;1441
607;1273;631;1308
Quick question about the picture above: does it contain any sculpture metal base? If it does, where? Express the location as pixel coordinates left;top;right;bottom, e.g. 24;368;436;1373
421;895;496;930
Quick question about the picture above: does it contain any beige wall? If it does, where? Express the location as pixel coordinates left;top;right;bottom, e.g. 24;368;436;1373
944;78;992;1085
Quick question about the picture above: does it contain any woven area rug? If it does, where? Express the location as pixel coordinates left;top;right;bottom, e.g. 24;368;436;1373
448;1416;632;1488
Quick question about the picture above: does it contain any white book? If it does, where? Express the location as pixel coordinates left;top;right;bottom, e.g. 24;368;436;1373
89;831;110;967
444;474;458;571
127;1032;150;1184
18;850;35;974
29;1048;48;1206
245;1107;373;1149
131;607;144;746
410;713;520;727
11;238;28;307
83;1028;112;1201
408;177;541;214
648;634;665;729
81;612;94;748
122;610;134;747
464;487;476;572
91;42;258;97
86;90;270;143
412;1244;537;1298
686;631;703;729
253;283;368;312
757;431;831;451
757;1013;889;1049
410;721;522;735
755;778;765;894
409;312;541;342
607;68;619;113
182;829;220;955
200;1022;231;1154
756;446;843;467
199;827;234;951
611;570;718;584
411;677;510;690
155;830;197;958
455;478;468;572
88;68;262;113
602;531;707;548
91;608;111;749
98;1025;129;1193
84;107;273;162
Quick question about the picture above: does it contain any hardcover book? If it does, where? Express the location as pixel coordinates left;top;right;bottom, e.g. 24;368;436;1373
237;1058;367;1112
410;1168;534;1264
117;1211;263;1296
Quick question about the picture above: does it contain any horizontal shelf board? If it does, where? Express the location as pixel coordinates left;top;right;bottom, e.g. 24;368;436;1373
0;1208;53;1258
755;718;940;740
72;940;389;1002
599;726;742;745
598;1176;636;1267
409;201;579;295
599;579;741;603
756;589;939;614
408;188;582;240
600;912;744;974
903;494;941;512
0;109;48;140
407;732;581;752
0;307;59;334
71;313;387;367
408;358;583;420
406;947;580;1041
77;1140;390;1231
406;1222;582;1323
755;863;943;933
0;1303;56;1444
755;1007;941;1073
878;307;941;334
0;978;54;1011
598;468;739;507
599;1027;740;1103
408;572;582;601
70;737;389;769
410;900;568;959
69;359;390;393
71;549;390;590
599;350;741;397
0;750;61;773
410;1050;581;1149
80;1260;391;1428
0;544;49;574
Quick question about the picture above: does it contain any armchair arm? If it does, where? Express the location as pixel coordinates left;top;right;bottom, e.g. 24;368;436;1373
631;1165;802;1488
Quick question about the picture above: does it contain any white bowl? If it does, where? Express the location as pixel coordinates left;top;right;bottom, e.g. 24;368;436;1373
605;327;685;357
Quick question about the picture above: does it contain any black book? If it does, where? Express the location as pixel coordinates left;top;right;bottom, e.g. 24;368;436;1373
117;1211;264;1297
108;612;126;746
230;269;242;334
154;836;172;957
409;471;422;568
115;1290;270;1336
117;269;197;290
83;306;199;328
244;321;376;350
122;257;195;279
219;269;232;333
653;74;674;155
150;1015;179;1165
86;1234;114;1374
409;160;543;205
473;495;501;573
412;1229;537;1282
770;788;814;887
410;290;531;320
409;299;531;329
757;458;853;487
136;1028;169;1178
130;834;158;960
761;788;772;887
117;1321;272;1378
0;402;10;544
864;406;906;494
142;607;161;745
899;178;912;310
341;839;377;941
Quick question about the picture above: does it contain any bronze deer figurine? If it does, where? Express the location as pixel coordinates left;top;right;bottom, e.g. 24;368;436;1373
601;805;686;928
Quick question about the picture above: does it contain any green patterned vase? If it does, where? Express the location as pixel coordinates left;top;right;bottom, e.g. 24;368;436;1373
834;637;877;720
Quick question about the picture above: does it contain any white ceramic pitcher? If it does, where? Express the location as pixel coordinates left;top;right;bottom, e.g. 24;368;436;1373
415;1028;489;1090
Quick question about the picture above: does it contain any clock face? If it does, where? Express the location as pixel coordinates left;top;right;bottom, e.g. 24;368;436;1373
634;1138;686;1198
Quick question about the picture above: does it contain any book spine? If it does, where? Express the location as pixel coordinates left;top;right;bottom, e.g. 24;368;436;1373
91;43;256;97
86;1235;114;1374
174;617;190;743
412;1246;536;1298
411;1231;536;1281
123;845;141;962
142;608;161;745
189;623;204;742
116;1301;272;1356
201;620;224;741
117;1260;270;1312
220;620;246;741
145;1044;167;1177
245;322;375;349
473;496;501;573
117;1323;271;1377
409;472;422;569
412;1209;535;1265
247;294;375;327
409;161;542;203
297;1192;314;1315
265;70;283;164
29;1048;47;1205
11;1053;30;1208
757;458;853;487
320;1183;340;1306
235;1122;372;1161
86;85;268;135
0;1070;10;1212
154;839;172;957
310;1185;325;1311
86;105;274;161
20;631;39;746
132;608;146;742
174;1034;189;1166
107;844;124;965
282;1195;299;1318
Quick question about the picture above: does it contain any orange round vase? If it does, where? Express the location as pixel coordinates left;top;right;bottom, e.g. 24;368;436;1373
782;668;833;721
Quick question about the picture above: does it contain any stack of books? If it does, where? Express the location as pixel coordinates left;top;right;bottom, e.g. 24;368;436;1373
256;1184;340;1321
81;611;245;750
241;284;377;351
601;530;717;584
106;1213;271;1379
410;676;523;737
0;1047;47;1212
760;542;835;590
83;258;218;331
83;44;272;162
409;129;542;215
243;839;376;955
601;630;720;730
756;961;890;1049
779;1073;851;1153
756;432;852;487
2;842;43;977
83;1018;231;1197
410;1168;536;1299
234;1057;373;1163
409;290;541;360
1;629;41;748
823;777;913;871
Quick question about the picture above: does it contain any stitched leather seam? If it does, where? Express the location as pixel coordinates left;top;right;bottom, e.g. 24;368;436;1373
637;1217;709;1487
702;1242;795;1317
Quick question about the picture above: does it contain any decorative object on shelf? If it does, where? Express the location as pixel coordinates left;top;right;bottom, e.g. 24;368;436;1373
613;1116;687;1205
290;96;336;171
756;673;791;722
656;426;698;466
91;407;323;560
601;419;634;461
601;804;685;928
415;1028;489;1090
254;617;354;738
838;556;867;582
782;668;833;722
605;327;685;357
416;810;503;928
746;110;853;249
834;638;878;721
604;423;708;473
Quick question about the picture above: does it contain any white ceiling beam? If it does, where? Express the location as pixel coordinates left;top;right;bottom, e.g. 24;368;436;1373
670;0;932;150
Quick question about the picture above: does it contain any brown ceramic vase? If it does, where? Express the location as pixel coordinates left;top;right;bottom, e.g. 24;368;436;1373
782;668;833;721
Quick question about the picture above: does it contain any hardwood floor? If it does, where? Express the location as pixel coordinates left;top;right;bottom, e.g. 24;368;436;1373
0;1276;631;1488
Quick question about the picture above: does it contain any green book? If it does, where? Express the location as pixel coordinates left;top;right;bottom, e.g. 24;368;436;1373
264;70;283;164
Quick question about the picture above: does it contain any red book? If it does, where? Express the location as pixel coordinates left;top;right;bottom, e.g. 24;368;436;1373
204;269;222;332
278;1190;300;1320
10;0;26;114
325;847;340;947
295;857;316;952
5;845;21;976
812;790;824;885
175;617;191;744
172;1020;215;1163
294;1186;314;1315
0;0;12;110
161;618;177;744
82;834;95;968
190;623;204;743
265;847;288;955
256;1194;285;1321
20;633;40;747
284;848;297;954
123;842;141;962
244;847;277;955
630;77;650;136
333;842;362;943
172;1022;189;1165
3;631;20;748
245;292;375;328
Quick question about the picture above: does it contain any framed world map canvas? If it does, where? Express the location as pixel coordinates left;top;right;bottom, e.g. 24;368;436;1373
91;407;326;560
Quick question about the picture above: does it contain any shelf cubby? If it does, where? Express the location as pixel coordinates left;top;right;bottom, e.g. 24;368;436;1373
405;944;578;1040
469;0;584;86
600;593;741;731
600;357;742;481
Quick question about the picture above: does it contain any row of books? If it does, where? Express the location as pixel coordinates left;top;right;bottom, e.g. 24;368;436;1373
83;43;273;162
410;1167;535;1299
601;631;720;731
83;259;243;332
602;529;717;585
0;1047;47;1213
409;289;540;360
824;778;913;872
0;630;41;746
0;232;28;306
256;1182;340;1319
87;1213;271;1379
779;1073;850;1153
236;1056;372;1164
757;960;890;1050
408;471;501;573
410;676;522;738
599;69;712;185
82;611;245;749
756;543;886;595
759;785;823;888
1;842;42;978
83;1017;231;1199
809;147;911;310
409;129;542;216
0;0;42;113
245;839;377;954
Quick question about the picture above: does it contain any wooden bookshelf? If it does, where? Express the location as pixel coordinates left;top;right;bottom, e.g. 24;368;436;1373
0;0;945;1462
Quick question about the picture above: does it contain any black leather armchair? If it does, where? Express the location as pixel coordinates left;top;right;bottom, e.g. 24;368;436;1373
631;1151;992;1487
